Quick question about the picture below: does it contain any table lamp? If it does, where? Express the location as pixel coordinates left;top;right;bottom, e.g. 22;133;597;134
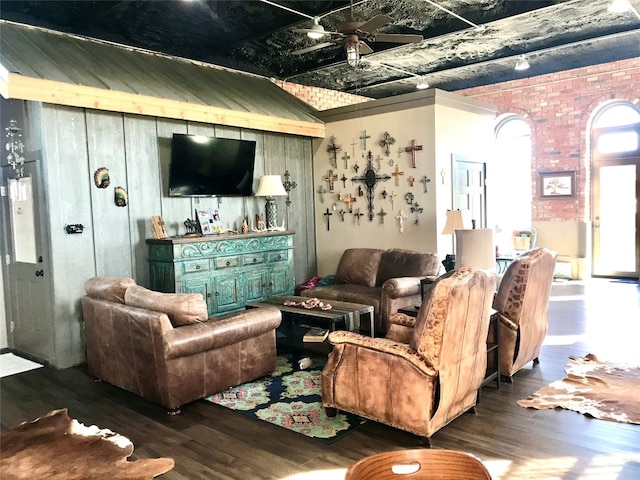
255;175;287;230
441;209;471;271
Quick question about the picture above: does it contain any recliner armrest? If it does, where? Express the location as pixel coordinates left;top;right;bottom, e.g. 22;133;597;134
164;307;281;359
381;277;422;298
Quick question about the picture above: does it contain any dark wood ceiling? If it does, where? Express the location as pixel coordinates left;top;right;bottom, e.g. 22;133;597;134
1;0;638;99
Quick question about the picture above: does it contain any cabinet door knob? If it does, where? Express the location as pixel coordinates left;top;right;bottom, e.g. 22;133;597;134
226;261;231;266
207;293;212;298
195;265;201;270
215;292;220;296
253;258;257;263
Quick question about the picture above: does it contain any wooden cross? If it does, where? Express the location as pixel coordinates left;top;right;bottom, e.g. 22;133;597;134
342;151;351;169
283;170;297;206
338;209;346;221
378;132;396;156
360;130;371;150
340;174;348;188
420;175;431;193
408;175;415;187
411;202;424;214
405;191;414;204
326;136;341;168
324;169;338;192
343;194;356;213
317;185;327;203
392;164;405;186
323;208;333;231
377;207;387;225
388;191;397;209
351;151;391;221
405;139;423;168
354;208;365;225
396;210;408;234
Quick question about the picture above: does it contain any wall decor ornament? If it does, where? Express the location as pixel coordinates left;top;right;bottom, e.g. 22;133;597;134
539;171;576;198
354;208;365;225
342;151;351;169
378;132;396;156
5;119;26;178
282;170;297;206
343;193;356;213
351;151;391;222
405;139;423;168
420;175;431;193
405;192;414;204
388;191;397;209
323;208;333;231
93;167;110;188
338;209;346;221
340;174;348;188
396;210;408;233
359;130;371;150
317;185;327;203
392;164;405;186
408;175;415;187
377;207;387;225
324;169;338;192
114;186;128;207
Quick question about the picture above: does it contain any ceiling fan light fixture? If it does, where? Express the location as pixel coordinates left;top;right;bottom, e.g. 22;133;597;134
307;17;326;40
474;24;486;33
416;77;429;89
514;55;530;71
346;36;360;68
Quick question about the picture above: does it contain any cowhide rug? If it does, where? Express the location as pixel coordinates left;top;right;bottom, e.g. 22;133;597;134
518;354;640;424
0;408;174;479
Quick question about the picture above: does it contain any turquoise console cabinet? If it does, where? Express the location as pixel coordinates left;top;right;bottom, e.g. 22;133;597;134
146;231;295;316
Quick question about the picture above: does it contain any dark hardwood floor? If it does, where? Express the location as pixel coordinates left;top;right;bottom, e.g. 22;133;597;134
2;278;639;479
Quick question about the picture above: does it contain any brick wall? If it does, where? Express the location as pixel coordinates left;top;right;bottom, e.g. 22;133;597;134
275;80;371;110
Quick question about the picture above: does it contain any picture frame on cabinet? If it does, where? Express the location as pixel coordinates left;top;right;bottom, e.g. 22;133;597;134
196;207;222;235
539;171;575;198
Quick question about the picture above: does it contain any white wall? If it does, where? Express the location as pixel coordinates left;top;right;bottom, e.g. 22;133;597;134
314;89;496;276
0;264;7;349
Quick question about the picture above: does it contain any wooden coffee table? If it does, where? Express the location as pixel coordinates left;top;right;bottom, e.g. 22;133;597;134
247;295;374;353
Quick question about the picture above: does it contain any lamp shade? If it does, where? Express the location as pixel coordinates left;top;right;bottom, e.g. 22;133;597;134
455;229;495;269
441;210;471;234
255;175;287;197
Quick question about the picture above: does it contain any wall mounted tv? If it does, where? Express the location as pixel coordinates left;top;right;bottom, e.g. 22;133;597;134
168;134;257;197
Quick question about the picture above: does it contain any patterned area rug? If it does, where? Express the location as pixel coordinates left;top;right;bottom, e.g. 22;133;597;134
206;355;365;443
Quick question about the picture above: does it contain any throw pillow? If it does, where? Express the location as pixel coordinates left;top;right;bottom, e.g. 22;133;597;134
84;277;137;304
124;285;208;327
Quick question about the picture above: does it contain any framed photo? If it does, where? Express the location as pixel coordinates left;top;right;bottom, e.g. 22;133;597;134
195;208;222;235
539;171;575;198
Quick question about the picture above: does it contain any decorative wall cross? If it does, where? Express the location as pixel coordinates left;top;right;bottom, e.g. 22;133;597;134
351;138;358;157
378;132;396;156
326;136;341;168
323;208;333;231
354;209;365;225
342;151;351;169
377;208;387;225
340;174;348;188
381;189;388;199
324;169;338;192
343;194;356;213
351;151;391;222
408;175;415;187
396;210;408;234
420;175;431;193
282;170;297;206
388;191;397;209
357;185;364;196
405;191;414;204
338;209;346;221
375;155;383;170
353;161;360;173
318;185;327;203
360;130;371;150
392;164;405;186
405;139;423;168
411;202;424;214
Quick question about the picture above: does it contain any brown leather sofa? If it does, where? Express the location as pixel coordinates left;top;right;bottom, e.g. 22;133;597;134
301;248;440;334
81;277;281;413
322;267;497;446
490;247;557;381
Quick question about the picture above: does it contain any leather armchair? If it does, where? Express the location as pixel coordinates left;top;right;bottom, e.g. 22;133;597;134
491;247;557;381
321;267;497;445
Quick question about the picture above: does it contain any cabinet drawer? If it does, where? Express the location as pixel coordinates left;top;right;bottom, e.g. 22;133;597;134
181;260;209;274
214;256;240;269
268;250;289;263
243;253;265;266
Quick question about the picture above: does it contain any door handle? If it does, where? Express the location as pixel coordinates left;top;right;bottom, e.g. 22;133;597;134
594;216;600;228
35;270;44;277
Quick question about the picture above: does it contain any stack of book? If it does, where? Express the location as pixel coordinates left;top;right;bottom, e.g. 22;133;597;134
302;326;329;343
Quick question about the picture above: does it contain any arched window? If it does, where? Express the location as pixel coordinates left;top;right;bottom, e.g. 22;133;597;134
493;115;532;254
592;102;640;155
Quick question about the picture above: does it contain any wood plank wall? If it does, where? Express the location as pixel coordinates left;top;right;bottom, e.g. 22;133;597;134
2;100;317;368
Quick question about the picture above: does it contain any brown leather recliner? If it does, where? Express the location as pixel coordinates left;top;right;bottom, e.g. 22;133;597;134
81;277;281;413
321;267;497;445
491;247;557;381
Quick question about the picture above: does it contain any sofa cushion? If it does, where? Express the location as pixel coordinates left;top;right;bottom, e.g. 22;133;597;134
335;248;384;287
377;249;439;286
124;285;208;327
84;277;137;304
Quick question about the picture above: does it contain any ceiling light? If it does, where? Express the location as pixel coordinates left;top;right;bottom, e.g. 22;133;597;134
307;17;326;40
514;55;530;71
608;0;631;12
416;77;429;89
346;35;360;68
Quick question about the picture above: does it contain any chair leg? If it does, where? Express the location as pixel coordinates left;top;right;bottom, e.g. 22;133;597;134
533;357;540;366
325;407;337;418
421;436;432;448
501;374;513;384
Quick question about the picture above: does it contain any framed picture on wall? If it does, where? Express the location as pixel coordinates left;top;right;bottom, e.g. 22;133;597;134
539;171;576;198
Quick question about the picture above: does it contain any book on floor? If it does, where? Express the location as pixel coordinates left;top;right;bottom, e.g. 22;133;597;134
302;326;329;343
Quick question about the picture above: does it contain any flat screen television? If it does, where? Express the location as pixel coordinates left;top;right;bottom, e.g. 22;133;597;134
168;134;256;197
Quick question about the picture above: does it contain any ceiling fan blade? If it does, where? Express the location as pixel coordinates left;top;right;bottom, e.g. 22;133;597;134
293;28;337;36
359;41;374;55
367;33;423;44
358;14;393;33
292;42;334;55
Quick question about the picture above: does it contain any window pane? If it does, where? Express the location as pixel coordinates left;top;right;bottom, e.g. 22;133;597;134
597;131;639;153
8;177;37;264
593;104;640;128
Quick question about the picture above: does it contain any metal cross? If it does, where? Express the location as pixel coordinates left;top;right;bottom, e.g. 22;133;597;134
326;136;341;168
343;193;356;213
324;169;338;192
338;209;346;221
360;130;371;150
377;207;387;225
340;174;348;188
381;189;388;199
388;191;397;209
378;132;396;156
342;151;351;169
405;191;414;204
357;185;364;197
282;170;297;206
353;161;360;173
388;158;395;167
354;208;365;225
420;175;431;193
351;151;391;221
392;164;405;187
405;139;423;168
408;175;415;187
324;208;333;231
351;138;358;157
411;202;424;214
375;155;384;170
318;185;327;203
